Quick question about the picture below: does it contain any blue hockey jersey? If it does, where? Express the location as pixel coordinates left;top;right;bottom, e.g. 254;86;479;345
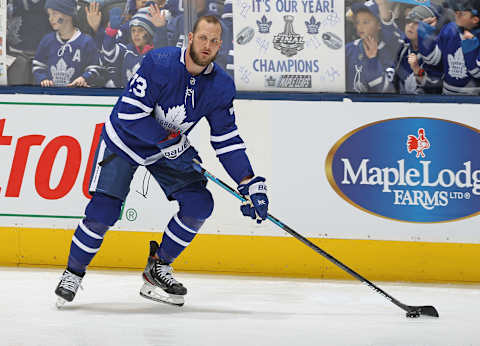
419;21;480;95
346;20;403;93
103;46;254;184
394;37;442;94
346;38;398;93
32;30;102;86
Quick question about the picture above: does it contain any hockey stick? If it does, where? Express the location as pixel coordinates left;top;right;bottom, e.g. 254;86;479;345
192;160;439;318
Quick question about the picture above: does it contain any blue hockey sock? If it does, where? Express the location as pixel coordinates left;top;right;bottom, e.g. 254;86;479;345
157;214;204;264
67;218;108;274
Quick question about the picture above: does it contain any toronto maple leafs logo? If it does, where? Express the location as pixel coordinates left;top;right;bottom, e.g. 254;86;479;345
447;48;467;80
407;128;430;158
154;104;194;134
305;16;321;34
257;15;272;33
265;75;276;87
51;58;75;86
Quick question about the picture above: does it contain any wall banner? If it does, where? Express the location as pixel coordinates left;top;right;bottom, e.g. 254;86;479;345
326;118;480;223
232;0;345;92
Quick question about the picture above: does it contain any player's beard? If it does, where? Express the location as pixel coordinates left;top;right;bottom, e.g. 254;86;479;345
189;40;218;67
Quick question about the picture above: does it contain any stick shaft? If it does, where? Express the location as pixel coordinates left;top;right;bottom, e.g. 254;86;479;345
195;162;410;313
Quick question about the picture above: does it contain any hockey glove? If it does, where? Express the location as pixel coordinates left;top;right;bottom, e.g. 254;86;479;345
238;176;269;224
109;7;123;29
158;132;199;171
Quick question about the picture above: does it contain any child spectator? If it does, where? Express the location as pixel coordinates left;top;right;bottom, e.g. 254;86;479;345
394;4;443;94
345;0;402;93
101;5;167;88
32;0;103;87
109;0;168;47
419;0;480;95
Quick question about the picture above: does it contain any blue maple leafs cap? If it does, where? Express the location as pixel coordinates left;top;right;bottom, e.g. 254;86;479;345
351;0;380;21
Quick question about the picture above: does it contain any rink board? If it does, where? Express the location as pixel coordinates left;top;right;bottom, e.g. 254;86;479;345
0;95;479;282
1;226;480;283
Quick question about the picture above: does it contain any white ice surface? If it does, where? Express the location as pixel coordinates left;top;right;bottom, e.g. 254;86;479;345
0;267;479;346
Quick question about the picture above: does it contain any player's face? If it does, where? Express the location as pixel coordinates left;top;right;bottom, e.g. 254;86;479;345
188;20;222;67
404;21;419;41
455;11;480;29
131;26;150;48
355;11;381;40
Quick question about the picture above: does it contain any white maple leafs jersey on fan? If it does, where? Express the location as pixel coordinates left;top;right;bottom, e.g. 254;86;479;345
103;46;254;184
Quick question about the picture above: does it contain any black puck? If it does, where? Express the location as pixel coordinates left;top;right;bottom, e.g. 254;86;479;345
406;310;421;318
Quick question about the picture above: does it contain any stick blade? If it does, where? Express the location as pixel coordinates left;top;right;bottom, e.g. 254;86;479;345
419;305;439;317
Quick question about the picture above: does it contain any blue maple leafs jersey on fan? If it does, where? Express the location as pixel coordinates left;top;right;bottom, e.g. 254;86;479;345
103;46;254;184
32;31;102;86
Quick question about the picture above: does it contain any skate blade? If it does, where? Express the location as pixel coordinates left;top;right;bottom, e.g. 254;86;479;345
139;282;184;307
55;297;67;309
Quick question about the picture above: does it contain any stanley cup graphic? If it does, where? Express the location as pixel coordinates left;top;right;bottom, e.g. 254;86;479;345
273;15;305;57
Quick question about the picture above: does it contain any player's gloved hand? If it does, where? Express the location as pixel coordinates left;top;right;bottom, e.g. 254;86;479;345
109;7;123;29
158;132;199;171
238;177;269;224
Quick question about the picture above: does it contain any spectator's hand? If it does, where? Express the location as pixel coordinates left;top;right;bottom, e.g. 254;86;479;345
423;17;438;28
408;53;420;73
149;4;166;27
85;2;102;33
67;77;89;87
363;35;378;59
375;0;392;22
108;7;123;29
463;30;475;40
41;79;54;87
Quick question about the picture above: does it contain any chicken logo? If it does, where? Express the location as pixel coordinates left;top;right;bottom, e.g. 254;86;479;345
407;128;430;158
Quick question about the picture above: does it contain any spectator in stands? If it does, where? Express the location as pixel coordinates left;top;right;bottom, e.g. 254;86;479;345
32;0;103;87
101;5;168;88
217;0;234;78
6;0;51;85
104;0;168;47
345;0;402;93
394;4;443;94
418;0;480;95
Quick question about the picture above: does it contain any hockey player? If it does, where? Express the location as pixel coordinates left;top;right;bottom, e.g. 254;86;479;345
101;5;168;88
418;0;480;95
55;14;269;307
345;0;403;93
394;4;443;94
32;0;103;87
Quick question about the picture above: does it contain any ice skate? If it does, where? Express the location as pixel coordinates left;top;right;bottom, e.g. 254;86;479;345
140;241;187;307
55;269;84;309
